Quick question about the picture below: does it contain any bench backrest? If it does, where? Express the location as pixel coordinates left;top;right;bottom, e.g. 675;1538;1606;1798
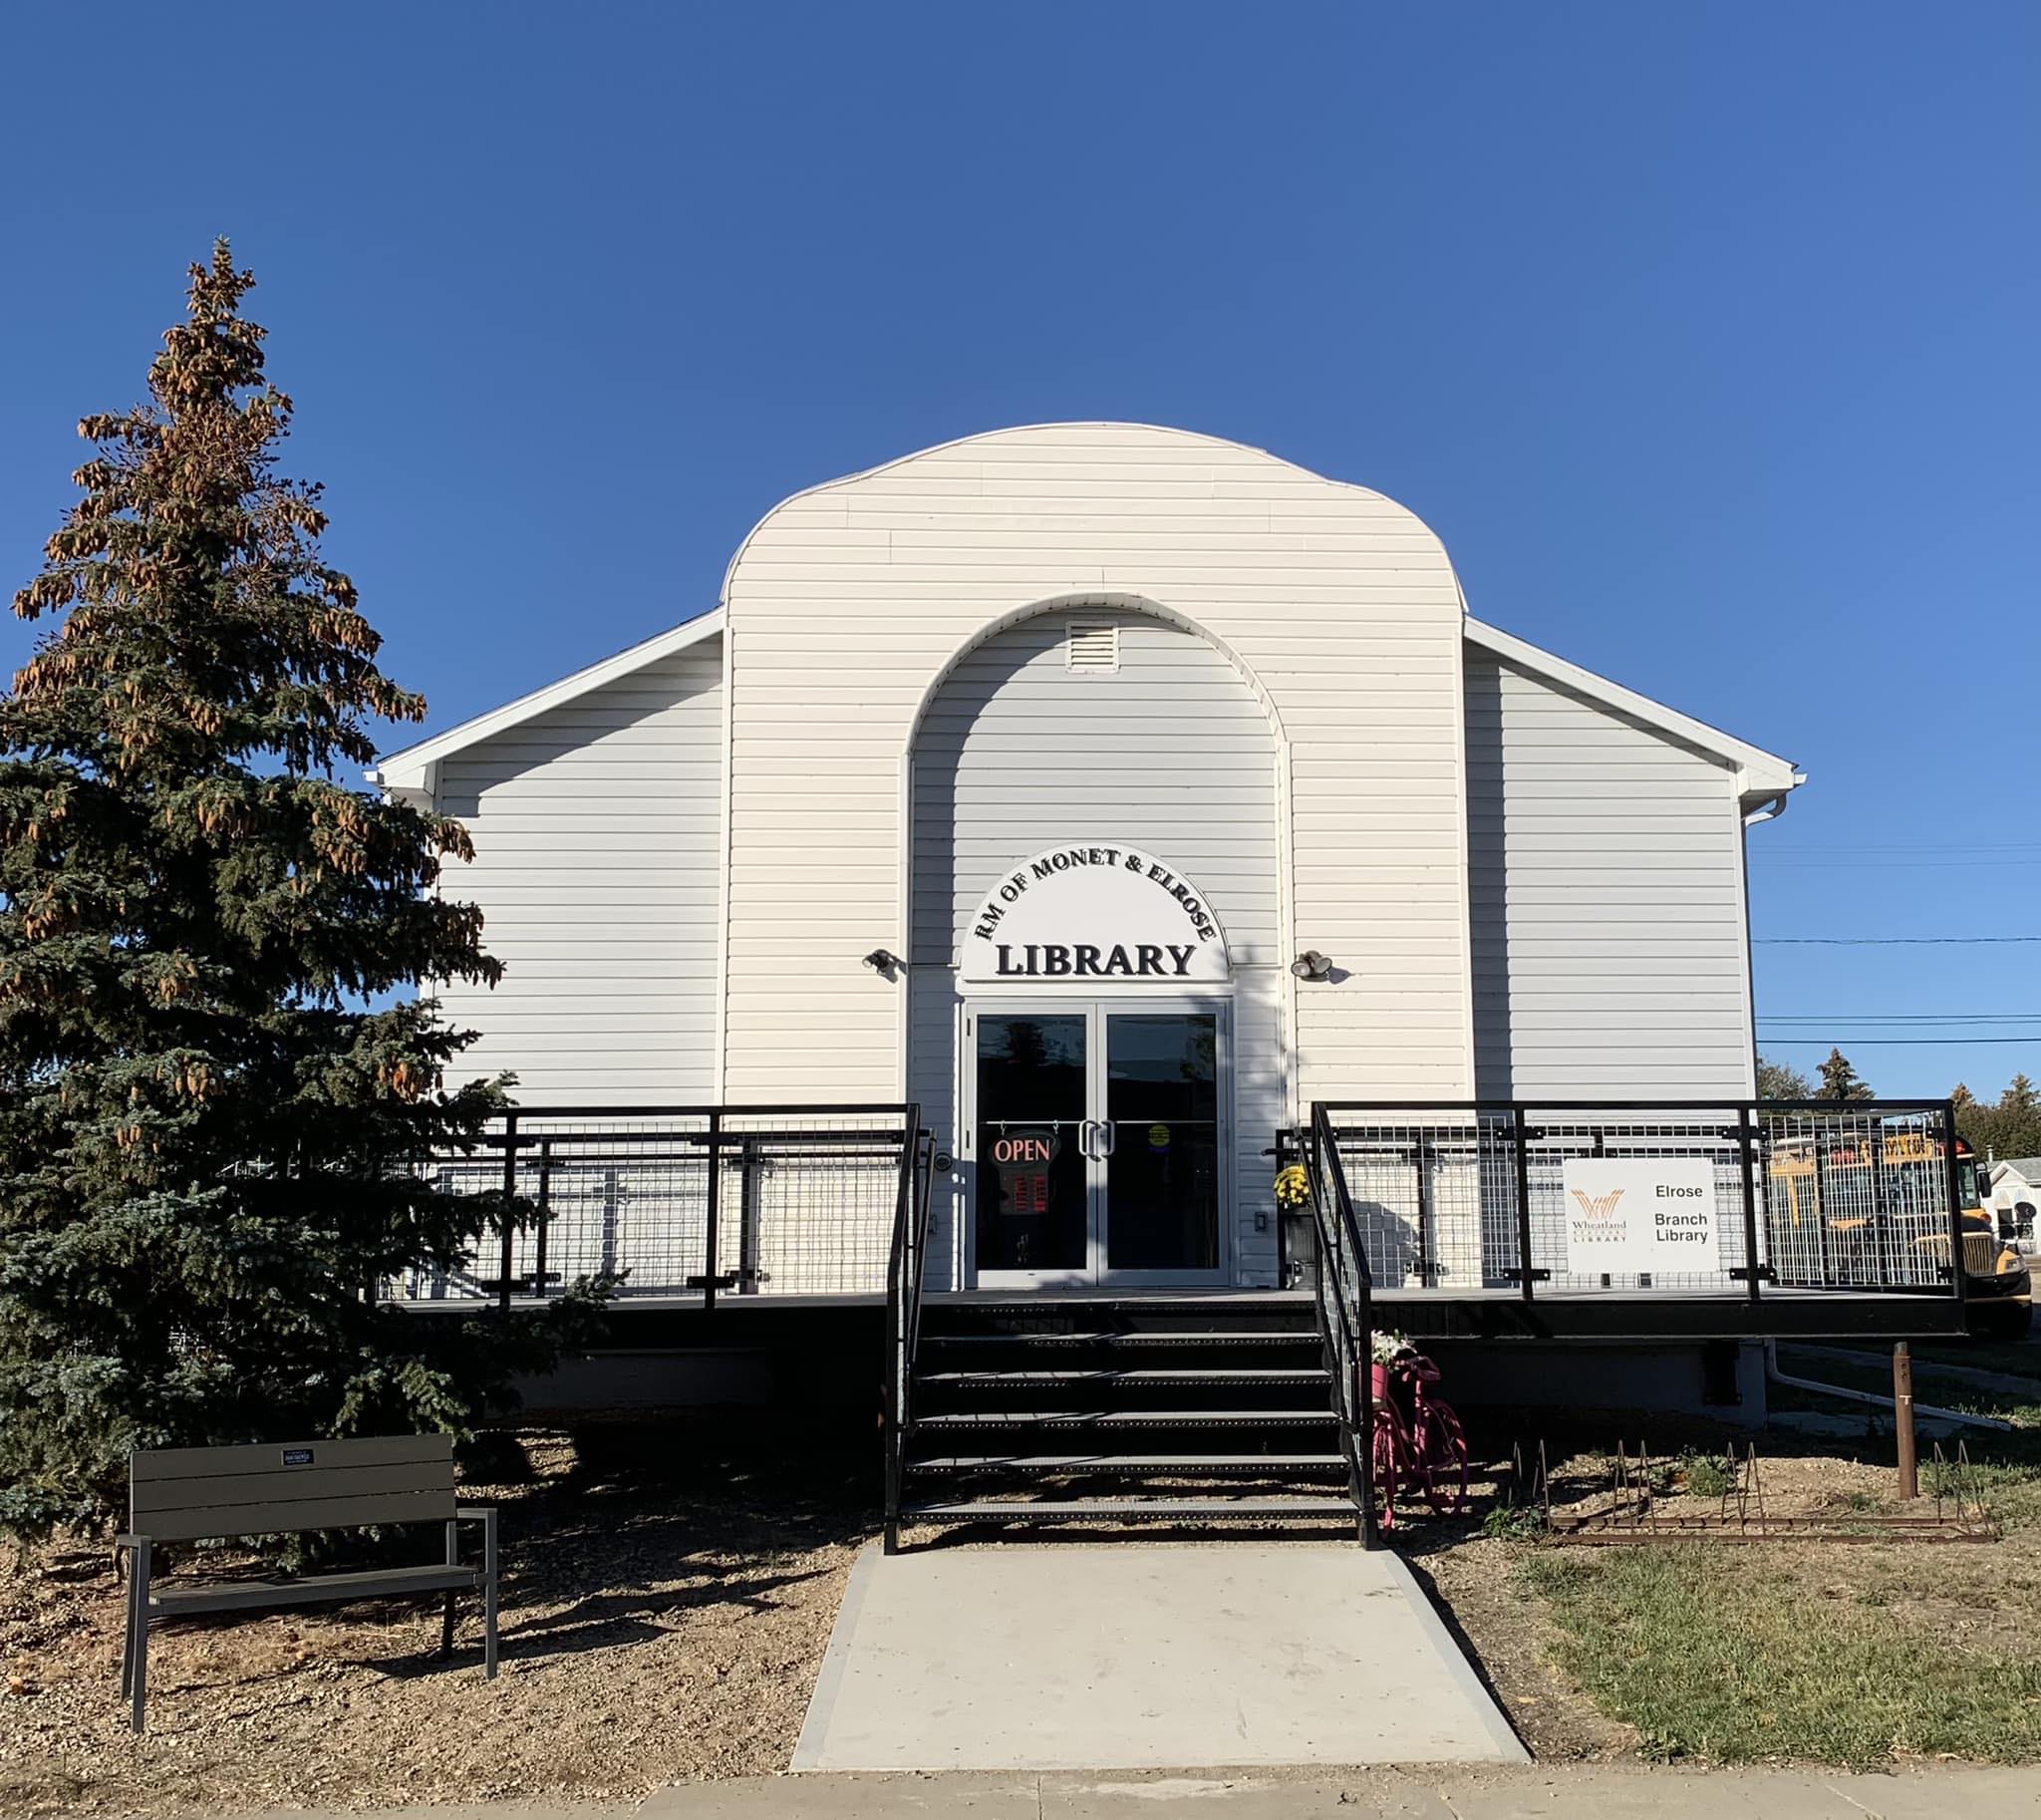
130;1434;457;1542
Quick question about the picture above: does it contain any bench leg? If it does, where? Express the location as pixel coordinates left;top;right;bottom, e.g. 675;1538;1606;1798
119;1559;135;1696
482;1508;498;1679
129;1541;151;1734
439;1588;457;1659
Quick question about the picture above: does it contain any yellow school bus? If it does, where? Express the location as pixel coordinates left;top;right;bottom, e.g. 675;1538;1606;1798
1768;1130;2030;1337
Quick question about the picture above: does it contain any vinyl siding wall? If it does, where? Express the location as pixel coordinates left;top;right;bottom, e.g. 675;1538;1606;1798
723;422;1474;1108
434;639;724;1103
1465;649;1755;1098
908;605;1285;1285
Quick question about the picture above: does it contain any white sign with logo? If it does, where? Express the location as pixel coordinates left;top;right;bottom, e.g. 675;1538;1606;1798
961;844;1230;985
1560;1156;1718;1277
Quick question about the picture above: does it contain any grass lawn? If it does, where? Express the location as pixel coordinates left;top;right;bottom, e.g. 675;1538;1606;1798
1506;1363;2041;1766
1521;1544;2041;1764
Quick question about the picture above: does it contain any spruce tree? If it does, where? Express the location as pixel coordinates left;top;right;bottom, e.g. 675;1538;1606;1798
0;244;599;1539
1817;1046;1874;1101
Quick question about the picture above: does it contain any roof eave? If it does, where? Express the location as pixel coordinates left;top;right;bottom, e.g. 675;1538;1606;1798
368;607;725;794
1464;617;1803;796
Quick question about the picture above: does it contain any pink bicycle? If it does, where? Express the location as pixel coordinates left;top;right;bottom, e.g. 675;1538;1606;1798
1369;1347;1469;1528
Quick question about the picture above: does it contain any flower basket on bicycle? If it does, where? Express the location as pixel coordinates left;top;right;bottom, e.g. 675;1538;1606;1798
1368;1341;1469;1529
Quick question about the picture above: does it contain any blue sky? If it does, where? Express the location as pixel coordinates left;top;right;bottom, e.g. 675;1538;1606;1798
2;3;2034;1097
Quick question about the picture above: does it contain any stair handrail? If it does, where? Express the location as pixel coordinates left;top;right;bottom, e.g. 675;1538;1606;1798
882;1104;934;1553
1304;1104;1381;1546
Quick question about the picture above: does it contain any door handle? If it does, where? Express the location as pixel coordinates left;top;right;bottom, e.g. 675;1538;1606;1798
1096;1120;1116;1157
1078;1119;1099;1159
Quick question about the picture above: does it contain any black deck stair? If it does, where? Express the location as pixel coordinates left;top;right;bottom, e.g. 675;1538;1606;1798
894;1296;1360;1537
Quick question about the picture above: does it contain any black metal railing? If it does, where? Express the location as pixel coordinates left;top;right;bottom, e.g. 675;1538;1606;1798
390;1104;926;1309
1309;1099;1972;1309
882;1107;938;1554
1289;1111;1380;1547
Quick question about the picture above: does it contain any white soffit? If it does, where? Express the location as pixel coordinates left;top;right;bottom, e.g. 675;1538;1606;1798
1465;617;1804;798
368;608;724;796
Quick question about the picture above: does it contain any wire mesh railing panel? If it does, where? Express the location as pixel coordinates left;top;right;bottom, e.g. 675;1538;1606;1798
1759;1105;1954;1292
1330;1111;1518;1289
1313;1100;1963;1302
387;1106;916;1304
740;1139;901;1297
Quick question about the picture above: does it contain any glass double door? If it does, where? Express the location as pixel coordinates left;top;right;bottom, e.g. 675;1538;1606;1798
970;1002;1226;1287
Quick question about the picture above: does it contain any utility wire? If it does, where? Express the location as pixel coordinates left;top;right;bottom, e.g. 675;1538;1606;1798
1758;1036;2041;1046
1755;936;2041;946
1750;841;2041;855
1759;1015;2041;1025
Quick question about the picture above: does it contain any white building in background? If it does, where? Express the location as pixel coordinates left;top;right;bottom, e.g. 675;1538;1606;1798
373;423;1803;1293
1989;1159;2041;1249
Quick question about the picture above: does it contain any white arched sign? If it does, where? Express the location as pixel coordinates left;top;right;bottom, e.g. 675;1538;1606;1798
961;844;1230;984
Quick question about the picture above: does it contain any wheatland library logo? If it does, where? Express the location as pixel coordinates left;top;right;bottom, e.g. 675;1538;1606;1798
1569;1185;1626;1221
960;844;1231;985
1559;1157;1717;1277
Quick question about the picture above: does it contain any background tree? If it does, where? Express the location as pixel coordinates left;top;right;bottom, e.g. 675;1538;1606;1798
1756;1054;1813;1098
0;244;602;1539
1953;1073;2041;1162
1817;1047;1875;1101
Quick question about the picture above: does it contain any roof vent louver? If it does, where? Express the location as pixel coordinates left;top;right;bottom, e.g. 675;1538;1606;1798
1065;623;1119;673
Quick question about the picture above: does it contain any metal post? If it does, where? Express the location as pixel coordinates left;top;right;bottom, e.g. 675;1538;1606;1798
1412;1137;1433;1286
497;1111;518;1314
738;1139;760;1294
482;1507;499;1678
1355;1320;1379;1548
1869;1127;1890;1288
129;1538;150;1733
599;1168;619;1279
441;1516;459;1656
703;1109;722;1315
1592;1129;1610;1288
533;1141;552;1300
1941;1101;1970;1317
1737;1106;1762;1307
882;1113;915;1556
1894;1342;1918;1500
1512;1105;1535;1304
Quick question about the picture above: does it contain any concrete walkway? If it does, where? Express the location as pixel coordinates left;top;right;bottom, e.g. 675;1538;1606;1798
229;1763;2041;1818
791;1542;1525;1771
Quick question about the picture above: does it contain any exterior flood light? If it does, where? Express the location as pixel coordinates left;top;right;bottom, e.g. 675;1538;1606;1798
1291;950;1333;982
863;949;903;979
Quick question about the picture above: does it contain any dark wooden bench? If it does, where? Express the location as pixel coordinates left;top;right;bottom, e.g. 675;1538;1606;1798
118;1434;497;1733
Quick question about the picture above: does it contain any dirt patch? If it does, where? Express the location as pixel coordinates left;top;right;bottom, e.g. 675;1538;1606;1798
1411;1535;1631;1759
0;1414;876;1818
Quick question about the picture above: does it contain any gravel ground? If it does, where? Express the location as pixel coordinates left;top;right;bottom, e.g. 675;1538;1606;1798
0;1415;875;1819
4;1402;2016;1814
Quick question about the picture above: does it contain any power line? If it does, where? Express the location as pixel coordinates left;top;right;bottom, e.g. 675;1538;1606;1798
1759;1015;2041;1025
1758;1036;2041;1047
1756;839;2041;850
1751;841;2041;855
1755;936;2041;946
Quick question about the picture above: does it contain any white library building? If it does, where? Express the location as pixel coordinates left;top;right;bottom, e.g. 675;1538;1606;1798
374;423;1818;1300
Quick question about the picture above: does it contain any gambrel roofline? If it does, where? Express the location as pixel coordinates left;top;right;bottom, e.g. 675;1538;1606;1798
368;607;724;799
1465;617;1804;802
